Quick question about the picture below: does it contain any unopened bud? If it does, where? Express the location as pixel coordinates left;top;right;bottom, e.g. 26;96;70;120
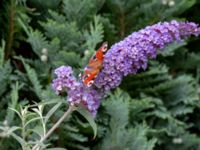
84;50;90;56
42;48;48;55
168;0;175;6
40;55;48;62
172;137;183;144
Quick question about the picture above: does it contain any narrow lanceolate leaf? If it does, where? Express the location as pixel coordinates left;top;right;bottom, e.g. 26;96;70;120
0;126;20;135
9;108;22;120
7;126;20;135
76;105;97;139
6;82;20;124
10;132;25;146
0;40;5;67
44;102;62;124
24;117;42;127
46;148;67;150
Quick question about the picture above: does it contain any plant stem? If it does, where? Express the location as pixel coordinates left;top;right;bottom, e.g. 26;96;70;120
32;105;76;150
22;117;26;150
5;0;15;59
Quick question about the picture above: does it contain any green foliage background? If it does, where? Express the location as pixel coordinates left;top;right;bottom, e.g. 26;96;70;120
0;0;200;149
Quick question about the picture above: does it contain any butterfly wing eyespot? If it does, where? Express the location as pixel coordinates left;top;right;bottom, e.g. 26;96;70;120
101;42;108;52
83;73;97;86
87;80;94;87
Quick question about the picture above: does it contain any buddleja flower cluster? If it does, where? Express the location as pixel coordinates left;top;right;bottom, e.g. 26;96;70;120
52;66;102;116
52;20;200;116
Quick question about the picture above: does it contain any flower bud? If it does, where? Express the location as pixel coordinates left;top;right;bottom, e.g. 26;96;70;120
40;55;48;62
168;0;175;6
42;48;48;55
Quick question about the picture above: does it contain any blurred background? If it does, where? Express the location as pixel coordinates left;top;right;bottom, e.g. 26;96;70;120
0;0;200;149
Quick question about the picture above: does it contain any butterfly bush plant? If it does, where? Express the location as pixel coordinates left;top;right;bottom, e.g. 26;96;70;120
33;20;200;149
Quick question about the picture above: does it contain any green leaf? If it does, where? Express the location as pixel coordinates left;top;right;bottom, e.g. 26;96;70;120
45;148;67;150
44;102;62;124
6;82;20;124
6;126;20;135
30;125;44;137
159;41;187;57
9;108;22;120
20;57;43;99
83;15;104;50
27;29;49;57
0;40;5;67
76;105;97;139
53;51;81;67
10;132;25;146
0;61;12;96
24;117;42;127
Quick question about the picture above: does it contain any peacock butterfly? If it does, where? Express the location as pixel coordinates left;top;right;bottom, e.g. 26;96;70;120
82;42;108;87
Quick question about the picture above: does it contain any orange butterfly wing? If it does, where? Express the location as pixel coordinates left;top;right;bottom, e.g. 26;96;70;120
82;42;108;86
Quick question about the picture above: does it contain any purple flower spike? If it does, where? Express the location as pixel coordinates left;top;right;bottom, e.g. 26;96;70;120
95;20;200;91
52;20;200;117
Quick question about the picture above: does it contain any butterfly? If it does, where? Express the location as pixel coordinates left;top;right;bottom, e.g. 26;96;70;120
82;42;108;87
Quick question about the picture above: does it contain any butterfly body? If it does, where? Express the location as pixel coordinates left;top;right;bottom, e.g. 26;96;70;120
82;42;108;86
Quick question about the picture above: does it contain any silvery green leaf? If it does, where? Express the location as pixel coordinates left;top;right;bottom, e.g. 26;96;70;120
44;102;62;124
76;105;97;139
